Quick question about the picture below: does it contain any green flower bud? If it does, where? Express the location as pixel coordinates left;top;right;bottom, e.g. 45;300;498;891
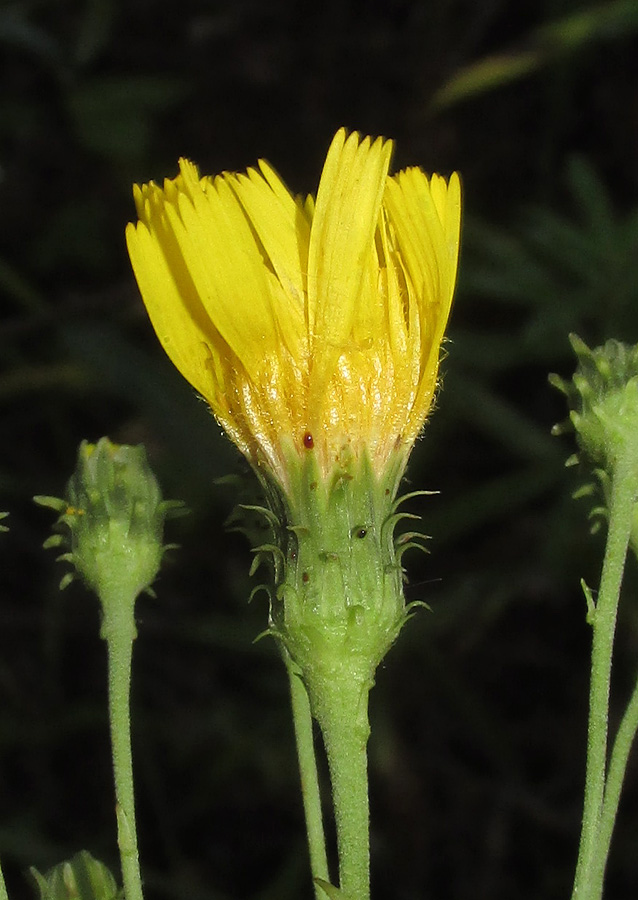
552;335;638;473
30;850;122;900
0;512;7;532
36;438;184;599
552;335;638;556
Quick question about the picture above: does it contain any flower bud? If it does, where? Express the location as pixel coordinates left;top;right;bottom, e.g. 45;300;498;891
554;335;638;471
36;438;183;599
552;335;638;554
30;850;121;900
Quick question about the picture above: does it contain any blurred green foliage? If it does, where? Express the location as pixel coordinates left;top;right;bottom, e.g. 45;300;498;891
1;1;638;899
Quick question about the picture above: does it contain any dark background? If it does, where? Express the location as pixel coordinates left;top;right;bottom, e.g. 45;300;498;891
2;1;638;898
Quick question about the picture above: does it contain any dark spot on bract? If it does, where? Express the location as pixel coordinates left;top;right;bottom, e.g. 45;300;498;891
303;432;314;449
302;571;310;583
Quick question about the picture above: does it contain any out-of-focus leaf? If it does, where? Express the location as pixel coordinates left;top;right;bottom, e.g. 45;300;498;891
460;158;638;346
537;0;638;50
430;0;638;112
66;75;189;163
430;50;541;113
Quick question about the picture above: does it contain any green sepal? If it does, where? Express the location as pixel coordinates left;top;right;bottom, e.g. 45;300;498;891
396;540;430;564
405;599;432;615
382;510;422;537
395;530;430;546
238;503;281;529
159;499;189;519
253;626;276;644
391;489;439;510
248;583;271;605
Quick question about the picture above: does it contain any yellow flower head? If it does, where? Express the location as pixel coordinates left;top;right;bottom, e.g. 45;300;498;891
126;129;461;489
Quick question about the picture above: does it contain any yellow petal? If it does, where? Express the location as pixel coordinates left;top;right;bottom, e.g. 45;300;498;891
164;163;278;380
228;165;308;360
307;129;393;396
125;218;216;405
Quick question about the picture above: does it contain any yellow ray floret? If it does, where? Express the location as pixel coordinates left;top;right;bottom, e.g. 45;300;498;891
126;128;461;488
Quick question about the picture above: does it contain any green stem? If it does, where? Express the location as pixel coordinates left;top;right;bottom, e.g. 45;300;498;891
288;668;330;899
313;671;371;900
570;454;636;900
102;591;145;900
587;666;638;900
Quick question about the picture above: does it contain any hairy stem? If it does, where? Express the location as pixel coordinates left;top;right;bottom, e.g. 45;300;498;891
570;454;635;900
313;672;371;900
102;591;144;900
288;668;330;899
588;666;638;900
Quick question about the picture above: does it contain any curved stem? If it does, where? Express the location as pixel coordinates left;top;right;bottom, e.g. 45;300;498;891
288;668;330;899
570;454;636;900
102;592;144;900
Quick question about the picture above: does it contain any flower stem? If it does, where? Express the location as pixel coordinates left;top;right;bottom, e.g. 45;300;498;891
570;453;636;900
288;667;330;899
101;589;144;900
312;670;371;900
587;666;638;900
